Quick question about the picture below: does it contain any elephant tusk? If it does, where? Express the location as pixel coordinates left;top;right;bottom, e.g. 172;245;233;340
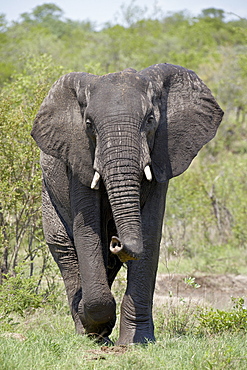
144;165;152;181
91;171;101;189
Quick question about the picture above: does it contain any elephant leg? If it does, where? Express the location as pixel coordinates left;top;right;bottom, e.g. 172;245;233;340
42;181;84;334
117;181;168;344
70;177;116;339
48;244;84;335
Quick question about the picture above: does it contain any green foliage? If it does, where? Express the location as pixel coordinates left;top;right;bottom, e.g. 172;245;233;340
0;55;65;322
0;55;64;280
155;296;247;339
1;4;246;80
155;299;201;337
184;276;201;289
161;140;247;274
0;268;44;319
22;3;64;23
0;261;65;330
197;297;247;335
200;8;226;20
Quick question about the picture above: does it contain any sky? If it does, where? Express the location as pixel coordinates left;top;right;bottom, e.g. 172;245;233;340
1;0;246;28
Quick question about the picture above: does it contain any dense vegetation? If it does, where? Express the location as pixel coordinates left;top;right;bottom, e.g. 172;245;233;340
0;3;247;361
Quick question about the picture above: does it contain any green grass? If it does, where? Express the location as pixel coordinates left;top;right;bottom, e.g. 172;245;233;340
1;309;247;370
158;254;247;276
158;243;247;275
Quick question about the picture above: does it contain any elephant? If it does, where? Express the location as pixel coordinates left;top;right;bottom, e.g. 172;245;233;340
31;63;223;345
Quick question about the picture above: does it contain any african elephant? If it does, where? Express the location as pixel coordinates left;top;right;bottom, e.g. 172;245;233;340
31;63;223;344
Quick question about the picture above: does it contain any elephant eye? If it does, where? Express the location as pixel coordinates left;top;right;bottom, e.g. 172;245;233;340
86;118;92;127
147;115;154;124
85;117;96;137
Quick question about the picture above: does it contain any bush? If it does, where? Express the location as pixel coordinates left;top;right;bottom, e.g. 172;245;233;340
0;263;65;331
0;269;44;319
155;296;247;338
197;297;247;335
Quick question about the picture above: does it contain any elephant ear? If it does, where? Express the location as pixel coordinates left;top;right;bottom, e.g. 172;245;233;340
140;64;224;182
31;72;96;187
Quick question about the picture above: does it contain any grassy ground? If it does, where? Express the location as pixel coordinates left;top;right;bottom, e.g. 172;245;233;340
158;244;247;276
1;308;247;370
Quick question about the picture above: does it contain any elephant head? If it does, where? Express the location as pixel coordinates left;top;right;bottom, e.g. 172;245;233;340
31;64;223;262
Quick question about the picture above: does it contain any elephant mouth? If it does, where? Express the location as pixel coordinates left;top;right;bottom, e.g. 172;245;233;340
110;236;140;262
91;165;152;190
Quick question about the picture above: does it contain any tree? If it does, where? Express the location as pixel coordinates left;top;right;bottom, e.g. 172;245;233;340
20;3;64;23
200;8;225;20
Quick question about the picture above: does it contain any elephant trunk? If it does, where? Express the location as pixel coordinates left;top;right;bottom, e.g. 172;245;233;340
96;121;145;262
106;173;143;262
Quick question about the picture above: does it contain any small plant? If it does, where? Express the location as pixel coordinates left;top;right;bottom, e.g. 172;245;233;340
155;298;203;337
155;275;203;337
184;276;201;289
196;297;247;335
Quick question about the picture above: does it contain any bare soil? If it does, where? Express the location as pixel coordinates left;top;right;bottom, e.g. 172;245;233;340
154;274;247;309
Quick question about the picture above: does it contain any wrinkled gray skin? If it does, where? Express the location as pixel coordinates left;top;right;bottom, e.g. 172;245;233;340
31;63;223;344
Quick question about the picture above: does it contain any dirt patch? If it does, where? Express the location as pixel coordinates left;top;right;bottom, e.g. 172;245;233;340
154;274;247;309
0;333;27;341
84;346;129;361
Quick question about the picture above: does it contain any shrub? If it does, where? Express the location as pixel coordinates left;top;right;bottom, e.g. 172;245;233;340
197;297;247;335
155;296;247;338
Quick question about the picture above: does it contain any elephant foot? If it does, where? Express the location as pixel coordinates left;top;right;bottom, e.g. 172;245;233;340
116;331;155;345
117;295;155;345
78;297;116;339
117;314;156;345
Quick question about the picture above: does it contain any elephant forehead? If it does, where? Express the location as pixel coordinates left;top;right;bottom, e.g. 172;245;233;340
96;72;148;94
90;77;148;111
